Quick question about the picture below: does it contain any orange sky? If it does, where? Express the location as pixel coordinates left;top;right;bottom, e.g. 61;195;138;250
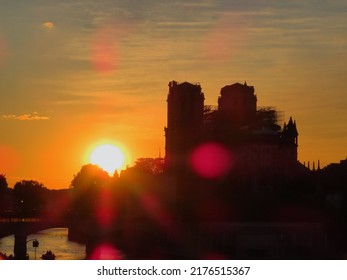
0;1;346;189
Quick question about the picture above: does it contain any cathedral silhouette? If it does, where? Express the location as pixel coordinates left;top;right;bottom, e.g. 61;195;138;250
164;81;299;178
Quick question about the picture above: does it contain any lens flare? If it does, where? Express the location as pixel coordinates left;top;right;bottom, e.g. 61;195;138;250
202;14;248;63
42;21;55;30
190;142;232;178
88;244;123;260
91;23;120;74
0;145;19;174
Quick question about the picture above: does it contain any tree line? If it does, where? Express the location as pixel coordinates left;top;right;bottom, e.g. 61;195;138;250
0;157;165;220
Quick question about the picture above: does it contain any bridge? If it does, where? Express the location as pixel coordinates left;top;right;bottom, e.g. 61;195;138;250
0;217;68;259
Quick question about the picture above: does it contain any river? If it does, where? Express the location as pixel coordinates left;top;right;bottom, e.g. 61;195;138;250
0;228;86;260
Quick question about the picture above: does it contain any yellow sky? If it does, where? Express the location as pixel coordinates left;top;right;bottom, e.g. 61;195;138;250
0;0;346;189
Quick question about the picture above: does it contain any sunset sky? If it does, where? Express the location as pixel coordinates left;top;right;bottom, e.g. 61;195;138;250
0;0;346;189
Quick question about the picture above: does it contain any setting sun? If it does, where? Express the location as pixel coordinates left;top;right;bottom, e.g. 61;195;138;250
90;144;125;175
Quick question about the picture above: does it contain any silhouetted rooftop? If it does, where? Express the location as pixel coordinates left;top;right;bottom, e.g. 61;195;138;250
220;82;255;96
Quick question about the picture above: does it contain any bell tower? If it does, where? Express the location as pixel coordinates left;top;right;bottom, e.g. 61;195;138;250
282;117;299;162
164;81;205;172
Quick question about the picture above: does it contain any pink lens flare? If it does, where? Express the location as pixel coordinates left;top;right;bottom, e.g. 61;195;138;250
190;142;232;178
88;243;123;260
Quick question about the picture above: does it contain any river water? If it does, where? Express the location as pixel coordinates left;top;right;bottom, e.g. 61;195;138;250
0;228;86;260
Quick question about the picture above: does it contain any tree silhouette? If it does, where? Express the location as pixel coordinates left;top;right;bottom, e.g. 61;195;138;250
70;164;110;190
0;174;12;215
0;174;8;192
132;158;165;174
69;164;112;229
13;180;47;217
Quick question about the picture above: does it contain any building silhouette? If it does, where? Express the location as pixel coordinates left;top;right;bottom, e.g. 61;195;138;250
164;81;205;173
164;81;299;177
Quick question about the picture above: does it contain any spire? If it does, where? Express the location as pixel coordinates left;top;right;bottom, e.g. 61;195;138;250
288;117;294;126
284;117;298;140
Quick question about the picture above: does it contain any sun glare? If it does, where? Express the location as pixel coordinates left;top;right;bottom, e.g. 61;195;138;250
90;144;125;175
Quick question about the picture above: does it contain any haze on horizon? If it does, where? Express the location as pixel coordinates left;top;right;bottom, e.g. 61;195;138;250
0;0;346;189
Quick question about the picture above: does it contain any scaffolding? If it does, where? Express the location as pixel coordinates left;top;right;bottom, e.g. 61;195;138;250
203;105;218;126
256;106;284;126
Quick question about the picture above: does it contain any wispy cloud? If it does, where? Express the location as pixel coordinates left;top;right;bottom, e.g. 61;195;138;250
1;112;50;121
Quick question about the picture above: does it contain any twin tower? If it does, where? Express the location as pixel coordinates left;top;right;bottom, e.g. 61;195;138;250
164;81;298;176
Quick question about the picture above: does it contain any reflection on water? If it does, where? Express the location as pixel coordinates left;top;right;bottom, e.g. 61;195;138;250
0;228;86;260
